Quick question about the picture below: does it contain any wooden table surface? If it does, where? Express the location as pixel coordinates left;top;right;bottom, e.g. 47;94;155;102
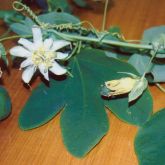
0;0;165;165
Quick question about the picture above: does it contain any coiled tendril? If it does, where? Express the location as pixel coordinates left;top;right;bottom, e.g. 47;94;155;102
13;1;43;27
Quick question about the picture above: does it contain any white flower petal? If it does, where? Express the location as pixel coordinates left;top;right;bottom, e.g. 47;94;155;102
10;46;31;57
56;52;68;60
32;26;43;45
49;62;67;75
22;66;36;83
38;64;49;81
20;57;33;68
43;38;53;51
51;40;71;51
18;38;35;51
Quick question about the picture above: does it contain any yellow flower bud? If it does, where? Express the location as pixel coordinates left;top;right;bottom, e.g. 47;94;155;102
105;77;137;96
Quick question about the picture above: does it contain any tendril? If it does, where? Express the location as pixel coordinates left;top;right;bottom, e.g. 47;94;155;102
13;1;43;27
12;1;24;11
12;1;104;38
156;83;165;93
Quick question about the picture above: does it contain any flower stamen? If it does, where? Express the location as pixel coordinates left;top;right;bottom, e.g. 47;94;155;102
32;46;57;68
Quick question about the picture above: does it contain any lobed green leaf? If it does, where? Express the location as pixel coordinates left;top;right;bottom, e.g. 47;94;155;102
0;86;11;121
0;43;8;65
19;49;153;156
135;108;165;165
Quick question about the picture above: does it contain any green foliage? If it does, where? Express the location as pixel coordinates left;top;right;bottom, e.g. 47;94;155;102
0;10;24;24
38;12;80;24
10;17;35;35
0;43;8;65
47;0;71;13
101;62;152;126
76;50;152;126
19;49;110;156
142;26;165;43
60;57;109;157
19;80;66;130
128;54;165;82
9;12;80;35
105;51;130;61
109;26;121;34
129;77;148;102
151;64;165;82
103;27;124;42
73;0;87;7
0;0;164;161
19;49;153;157
105;88;152;126
108;26;124;41
47;0;87;12
135;108;165;165
142;26;165;58
128;54;151;75
0;86;11;120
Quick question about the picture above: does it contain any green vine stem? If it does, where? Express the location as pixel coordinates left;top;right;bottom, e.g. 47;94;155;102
0;35;32;42
48;29;153;51
12;1;154;51
0;28;11;39
0;29;155;55
141;47;158;79
0;1;163;94
12;1;164;56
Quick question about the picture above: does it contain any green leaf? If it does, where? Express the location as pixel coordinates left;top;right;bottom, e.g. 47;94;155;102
101;58;153;126
0;10;24;24
128;54;150;75
62;48;151;156
129;78;148;102
0;86;11;120
10;12;80;35
19;48;152;156
151;64;165;82
73;0;87;7
142;26;165;58
128;54;165;83
19;80;67;130
10;17;35;35
38;12;80;24
135;108;165;165
19;49;109;157
60;57;109;157
105;51;118;59
105;51;130;61
142;26;165;43
105;87;152;126
0;43;8;65
108;26;124;41
108;26;121;34
47;0;71;13
61;49;152;157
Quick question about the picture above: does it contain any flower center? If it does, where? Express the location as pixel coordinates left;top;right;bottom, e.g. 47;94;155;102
32;46;56;68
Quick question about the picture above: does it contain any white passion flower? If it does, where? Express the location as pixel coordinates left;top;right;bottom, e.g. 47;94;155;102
10;26;71;83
